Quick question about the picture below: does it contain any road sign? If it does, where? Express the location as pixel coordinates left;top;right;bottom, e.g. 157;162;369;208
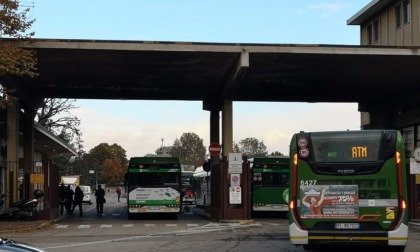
229;186;242;204
209;143;221;156
228;153;242;173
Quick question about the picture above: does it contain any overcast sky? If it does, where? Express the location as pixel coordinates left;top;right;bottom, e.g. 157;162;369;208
30;0;370;158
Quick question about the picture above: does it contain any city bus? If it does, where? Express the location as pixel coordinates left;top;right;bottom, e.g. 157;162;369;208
125;156;182;219
289;130;408;251
192;166;211;208
181;170;195;205
250;156;290;217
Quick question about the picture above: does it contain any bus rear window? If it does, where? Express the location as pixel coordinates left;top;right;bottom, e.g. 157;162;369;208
310;131;382;163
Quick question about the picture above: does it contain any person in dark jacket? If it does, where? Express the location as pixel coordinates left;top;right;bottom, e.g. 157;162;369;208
116;186;122;202
71;186;84;216
65;185;74;214
95;184;106;217
58;183;67;215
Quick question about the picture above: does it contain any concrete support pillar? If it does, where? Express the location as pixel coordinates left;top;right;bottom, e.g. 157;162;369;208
210;109;220;164
23;108;35;199
222;100;233;156
361;104;393;129
6;100;20;204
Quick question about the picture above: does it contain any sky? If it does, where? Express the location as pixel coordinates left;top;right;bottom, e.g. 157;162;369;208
29;0;371;158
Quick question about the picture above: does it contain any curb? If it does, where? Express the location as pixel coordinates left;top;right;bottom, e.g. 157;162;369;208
192;209;255;224
31;215;67;232
409;221;420;227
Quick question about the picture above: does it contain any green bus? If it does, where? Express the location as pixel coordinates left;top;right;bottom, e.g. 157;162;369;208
250;157;290;217
288;130;408;251
181;171;195;205
125;156;182;219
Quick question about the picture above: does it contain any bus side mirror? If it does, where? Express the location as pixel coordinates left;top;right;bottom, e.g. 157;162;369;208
203;161;211;172
124;173;128;182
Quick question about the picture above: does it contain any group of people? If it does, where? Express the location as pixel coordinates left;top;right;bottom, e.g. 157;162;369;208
58;183;107;217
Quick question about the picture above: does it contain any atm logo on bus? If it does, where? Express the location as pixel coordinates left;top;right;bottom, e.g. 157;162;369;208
352;146;367;158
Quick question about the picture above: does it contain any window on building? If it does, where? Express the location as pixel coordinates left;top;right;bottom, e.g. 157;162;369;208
396;0;411;29
373;19;379;42
367;24;373;45
403;0;411;24
403;126;414;158
417;125;420;147
396;2;402;28
367;18;379;45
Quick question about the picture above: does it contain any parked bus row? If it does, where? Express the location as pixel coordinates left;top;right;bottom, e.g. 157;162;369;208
191;156;290;219
124;155;290;218
124;129;409;251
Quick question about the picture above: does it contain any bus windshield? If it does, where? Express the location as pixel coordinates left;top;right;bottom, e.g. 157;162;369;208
250;157;290;216
311;131;382;163
128;172;180;186
252;164;289;186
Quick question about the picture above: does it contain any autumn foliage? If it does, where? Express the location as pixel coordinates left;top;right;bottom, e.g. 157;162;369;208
101;158;125;184
0;0;37;103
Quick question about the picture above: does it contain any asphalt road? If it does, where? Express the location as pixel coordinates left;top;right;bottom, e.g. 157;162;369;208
4;192;420;252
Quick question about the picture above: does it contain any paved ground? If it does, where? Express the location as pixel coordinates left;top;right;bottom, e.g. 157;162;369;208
1;213;419;237
0;219;59;237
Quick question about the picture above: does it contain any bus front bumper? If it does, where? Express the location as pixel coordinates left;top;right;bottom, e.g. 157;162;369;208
289;222;408;247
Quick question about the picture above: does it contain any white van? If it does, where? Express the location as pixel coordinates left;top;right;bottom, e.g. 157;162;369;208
80;185;92;205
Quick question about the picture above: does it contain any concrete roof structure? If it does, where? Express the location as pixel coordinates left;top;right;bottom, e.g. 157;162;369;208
3;39;420;114
0;110;77;157
33;122;78;156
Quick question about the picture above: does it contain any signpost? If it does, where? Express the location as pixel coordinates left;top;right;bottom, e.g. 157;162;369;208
209;143;221;156
228;153;242;173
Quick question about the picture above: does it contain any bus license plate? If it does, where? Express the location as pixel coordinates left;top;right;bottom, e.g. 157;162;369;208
335;223;360;229
271;205;282;209
149;206;160;210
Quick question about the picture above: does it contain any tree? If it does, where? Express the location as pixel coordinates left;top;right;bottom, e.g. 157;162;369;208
269;151;286;156
175;133;206;167
89;143;128;183
34;98;84;178
234;137;267;157
36;98;82;150
155;145;173;156
101;158;125;184
89;143;128;166
154;132;206;168
171;139;182;158
0;0;37;104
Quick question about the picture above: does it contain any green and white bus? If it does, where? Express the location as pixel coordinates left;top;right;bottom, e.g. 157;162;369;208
181;170;195;205
250;157;290;217
125;156;182;219
289;130;408;251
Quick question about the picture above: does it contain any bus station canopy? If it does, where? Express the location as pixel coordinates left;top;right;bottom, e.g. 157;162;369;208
4;39;420;111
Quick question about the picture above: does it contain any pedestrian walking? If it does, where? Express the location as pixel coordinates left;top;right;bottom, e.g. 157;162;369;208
65;185;74;214
116;186;122;202
58;183;67;215
95;184;106;217
71;186;84;216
